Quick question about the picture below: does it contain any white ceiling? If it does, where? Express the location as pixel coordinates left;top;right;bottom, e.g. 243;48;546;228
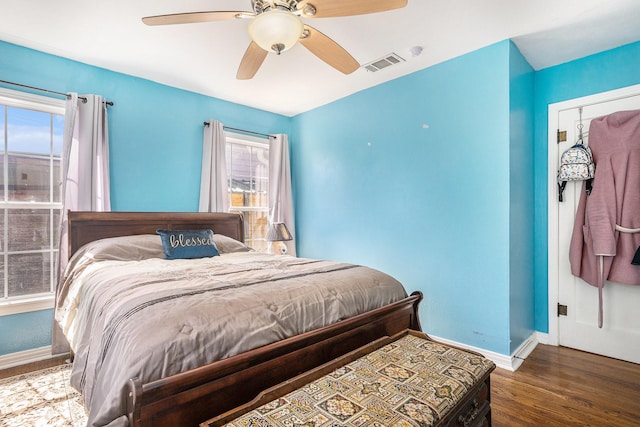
1;0;639;117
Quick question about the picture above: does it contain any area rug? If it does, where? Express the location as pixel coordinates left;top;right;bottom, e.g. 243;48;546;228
0;363;87;427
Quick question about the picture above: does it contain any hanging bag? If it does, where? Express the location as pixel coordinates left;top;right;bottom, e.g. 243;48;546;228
557;141;595;202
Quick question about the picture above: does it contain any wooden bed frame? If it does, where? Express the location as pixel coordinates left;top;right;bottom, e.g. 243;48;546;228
67;211;423;427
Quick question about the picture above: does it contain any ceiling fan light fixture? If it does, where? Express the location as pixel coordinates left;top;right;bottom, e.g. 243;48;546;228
248;9;303;54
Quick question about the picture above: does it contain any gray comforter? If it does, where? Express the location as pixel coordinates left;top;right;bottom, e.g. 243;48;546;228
56;249;407;427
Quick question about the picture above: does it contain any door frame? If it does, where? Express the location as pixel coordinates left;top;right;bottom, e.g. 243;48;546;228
547;83;640;346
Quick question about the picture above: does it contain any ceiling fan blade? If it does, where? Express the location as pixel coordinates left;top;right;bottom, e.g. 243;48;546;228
299;25;359;74
298;0;407;18
142;11;250;26
237;41;268;80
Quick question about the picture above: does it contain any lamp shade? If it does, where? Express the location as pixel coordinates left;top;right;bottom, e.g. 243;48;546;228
248;9;303;53
265;222;293;242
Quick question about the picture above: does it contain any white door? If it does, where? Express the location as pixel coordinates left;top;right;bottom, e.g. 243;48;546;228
551;88;640;364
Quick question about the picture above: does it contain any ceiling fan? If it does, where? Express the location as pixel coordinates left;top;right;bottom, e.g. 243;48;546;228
142;0;408;80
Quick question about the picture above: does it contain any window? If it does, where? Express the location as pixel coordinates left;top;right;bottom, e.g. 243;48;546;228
0;88;65;315
226;133;269;252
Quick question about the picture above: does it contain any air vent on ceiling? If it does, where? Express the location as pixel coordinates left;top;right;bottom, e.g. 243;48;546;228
363;53;405;72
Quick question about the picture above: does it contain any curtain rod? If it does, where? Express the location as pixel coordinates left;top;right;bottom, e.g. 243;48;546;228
203;121;272;139
0;79;114;106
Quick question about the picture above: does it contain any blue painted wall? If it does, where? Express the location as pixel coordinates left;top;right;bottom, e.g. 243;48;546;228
3;34;638;358
508;43;535;353
0;40;290;212
532;40;640;332
0;310;53;355
0;40;289;356
291;40;534;355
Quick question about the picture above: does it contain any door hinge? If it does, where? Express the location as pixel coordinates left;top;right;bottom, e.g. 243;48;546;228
557;303;568;316
557;130;567;143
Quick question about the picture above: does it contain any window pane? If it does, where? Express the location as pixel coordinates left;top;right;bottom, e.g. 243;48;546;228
8;154;50;202
227;138;269;253
52;113;63;202
252;145;268;207
0;105;4;200
8;209;51;251
53;156;61;202
0;209;4;252
7;107;51;155
52;114;64;156
227;143;268;208
0;104;4;130
0;256;4;296
0;153;4;202
53;209;61;248
228;144;251;207
243;210;268;253
8;253;50;297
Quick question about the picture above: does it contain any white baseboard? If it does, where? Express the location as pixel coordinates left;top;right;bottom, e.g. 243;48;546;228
428;332;539;372
535;331;550;345
0;346;53;371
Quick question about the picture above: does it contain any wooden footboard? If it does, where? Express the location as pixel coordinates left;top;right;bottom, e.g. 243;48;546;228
126;291;423;427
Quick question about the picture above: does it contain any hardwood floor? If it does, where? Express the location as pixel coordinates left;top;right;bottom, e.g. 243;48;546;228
491;344;640;426
2;344;639;427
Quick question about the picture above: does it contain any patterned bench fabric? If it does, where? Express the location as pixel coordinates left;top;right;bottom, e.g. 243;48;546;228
219;334;495;427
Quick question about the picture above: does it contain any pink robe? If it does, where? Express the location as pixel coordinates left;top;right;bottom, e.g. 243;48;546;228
569;109;640;327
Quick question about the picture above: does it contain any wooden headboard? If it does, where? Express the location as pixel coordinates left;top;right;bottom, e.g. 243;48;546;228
67;211;244;257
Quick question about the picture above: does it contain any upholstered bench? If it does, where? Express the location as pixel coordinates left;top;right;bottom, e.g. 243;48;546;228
201;330;496;427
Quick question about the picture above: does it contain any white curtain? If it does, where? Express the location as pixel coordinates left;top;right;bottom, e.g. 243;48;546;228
52;93;111;355
269;134;296;256
199;120;229;212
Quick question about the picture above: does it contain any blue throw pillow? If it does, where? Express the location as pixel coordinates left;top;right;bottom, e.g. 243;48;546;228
156;229;220;259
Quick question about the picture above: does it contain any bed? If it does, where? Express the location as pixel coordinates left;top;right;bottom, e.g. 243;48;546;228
56;211;422;427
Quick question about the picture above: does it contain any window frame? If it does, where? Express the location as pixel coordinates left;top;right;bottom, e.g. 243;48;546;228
225;132;270;252
0;87;65;316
